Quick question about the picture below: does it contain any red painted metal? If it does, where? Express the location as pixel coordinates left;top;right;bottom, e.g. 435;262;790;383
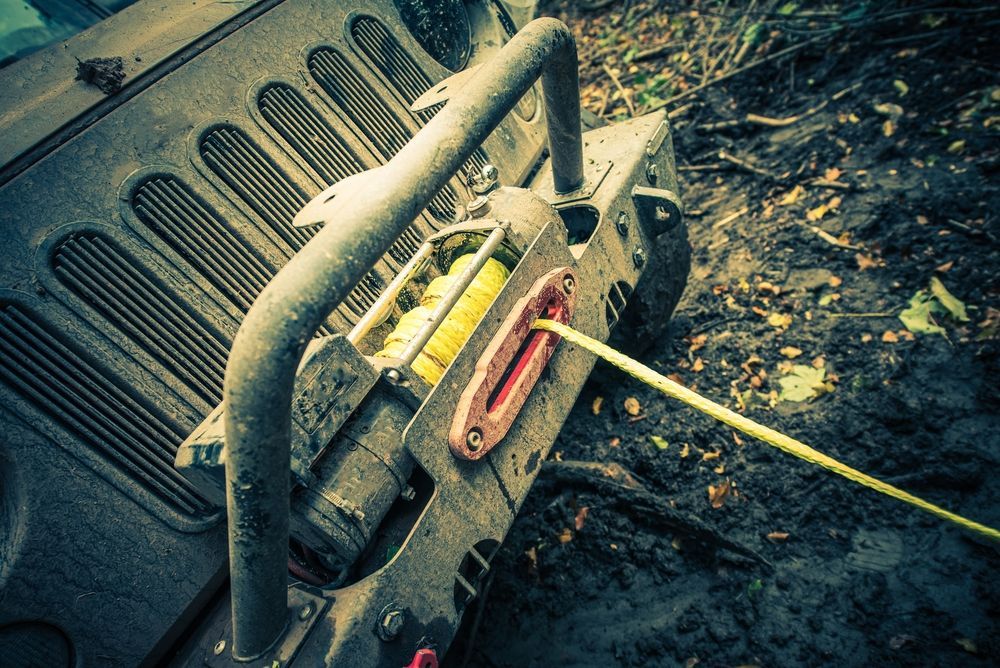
404;648;439;668
448;266;577;460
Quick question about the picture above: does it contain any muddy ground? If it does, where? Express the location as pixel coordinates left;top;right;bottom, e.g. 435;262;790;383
448;2;1000;666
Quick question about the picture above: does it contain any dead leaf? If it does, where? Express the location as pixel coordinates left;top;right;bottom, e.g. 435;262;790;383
812;356;826;369
861;333;873;343
591;396;604;415
708;479;731;509
609;437;621;448
882;119;895;137
806;203;829;221
947;139;966;154
916;214;929;225
893;79;909;97
882;330;899;343
778;365;832;402
855;252;882;271
733;432;744;447
780;346;803;359
648;435;669;450
768;312;793;329
752;305;769;317
624;396;641;416
829;275;843;287
824;167;842;181
692;357;705;373
680;442;690;458
757;281;780;295
667;372;684;384
934;260;954;273
574;506;590;531
687;333;708;352
779;184;804;205
766;531;790;542
557;528;573;544
702;450;720;461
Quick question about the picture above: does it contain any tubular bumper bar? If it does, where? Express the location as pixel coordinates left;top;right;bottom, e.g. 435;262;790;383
221;18;583;660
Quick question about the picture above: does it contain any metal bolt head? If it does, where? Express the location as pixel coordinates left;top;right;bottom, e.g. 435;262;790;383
633;247;646;268
615;211;629;236
562;276;575;295
213;640;226;656
470;164;500;194
377;609;406;641
466;429;483;452
298;604;313;621
385;368;402;385
645;162;659;184
467;195;491;218
401;485;416;501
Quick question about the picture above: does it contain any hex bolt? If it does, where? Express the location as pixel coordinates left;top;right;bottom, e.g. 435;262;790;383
385;369;402;385
213;640;226;656
633;247;646;268
562;276;575;295
466;429;483;452
298;604;313;621
467;195;491;218
401;485;416;501
645;162;659;184
377;609;406;641
615;211;629;236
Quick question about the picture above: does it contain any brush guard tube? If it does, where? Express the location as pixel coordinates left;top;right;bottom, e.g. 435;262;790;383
221;18;582;660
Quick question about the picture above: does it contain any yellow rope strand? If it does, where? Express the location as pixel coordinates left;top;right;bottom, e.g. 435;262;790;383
534;318;1000;542
376;254;509;385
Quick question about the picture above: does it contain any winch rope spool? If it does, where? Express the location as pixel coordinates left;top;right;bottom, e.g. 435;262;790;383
376;254;510;385
532;318;1000;542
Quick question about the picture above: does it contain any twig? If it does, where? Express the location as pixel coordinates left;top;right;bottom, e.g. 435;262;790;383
944;218;999;244
801;223;860;250
826;312;898;318
602;63;636;117
714;206;749;229
806;177;854;190
697;83;862;132
649;32;836;111
677;162;724;172
690;315;746;336
541;460;773;569
718;150;781;180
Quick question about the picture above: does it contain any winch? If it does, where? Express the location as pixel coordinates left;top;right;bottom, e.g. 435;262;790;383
163;16;692;667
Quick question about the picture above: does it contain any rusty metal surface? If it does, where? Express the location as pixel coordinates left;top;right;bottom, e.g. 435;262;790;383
448;265;576;460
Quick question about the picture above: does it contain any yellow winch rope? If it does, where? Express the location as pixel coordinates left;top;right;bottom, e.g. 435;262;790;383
376;254;510;385
533;318;1000;542
373;252;997;541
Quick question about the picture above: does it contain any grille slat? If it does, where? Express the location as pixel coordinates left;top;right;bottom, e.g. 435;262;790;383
53;234;228;403
350;17;490;180
0;303;211;515
308;47;458;222
133;178;274;312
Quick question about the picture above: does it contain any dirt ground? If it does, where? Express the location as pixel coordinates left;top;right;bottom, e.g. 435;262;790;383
448;2;1000;666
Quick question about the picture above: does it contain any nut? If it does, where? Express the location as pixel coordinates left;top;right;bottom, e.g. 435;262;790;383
633;247;646;268
298;604;313;621
615;211;629;236
562;276;575;295
377;609;406;641
645;162;659;184
213;640;226;656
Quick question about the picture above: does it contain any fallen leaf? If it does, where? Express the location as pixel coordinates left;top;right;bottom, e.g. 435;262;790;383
574;506;590;531
824;167;842;181
861;333;873;343
757;281;780;295
692;357;705;373
934;260;954;273
609;437;620;448
929;276;969;321
829;275;843;287
778;365;832;402
812;356;826;369
855;253;882;271
766;531;790;542
591;396;603;415
806;203;829;221
779;185;804;206
956;638;977;654
733;432;744;446
648;435;669;450
687;333;708;352
882;330;899;343
899;291;946;335
916;214;929;225
768;312;793;329
680;443;690;458
898;329;915;341
752;305;769;317
947;139;966;154
667;372;684;384
708;479;731;509
702;450;720;461
893;79;909;97
557;528;573;544
624;396;641;416
874;102;903;117
780;346;803;359
883;119;895;137
713;463;726;474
